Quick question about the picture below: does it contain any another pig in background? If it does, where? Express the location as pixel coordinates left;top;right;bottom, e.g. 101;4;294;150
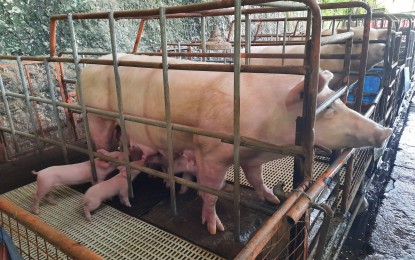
80;54;392;234
246;27;388;89
32;149;124;215
83;165;141;221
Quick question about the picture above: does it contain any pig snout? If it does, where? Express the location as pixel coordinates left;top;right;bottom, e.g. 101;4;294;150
371;126;392;148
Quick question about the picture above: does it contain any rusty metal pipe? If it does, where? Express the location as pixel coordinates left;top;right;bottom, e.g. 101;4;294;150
235;181;311;260
286;148;355;225
0;197;103;260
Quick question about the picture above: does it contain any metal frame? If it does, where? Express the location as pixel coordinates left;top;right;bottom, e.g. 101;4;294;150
1;0;414;259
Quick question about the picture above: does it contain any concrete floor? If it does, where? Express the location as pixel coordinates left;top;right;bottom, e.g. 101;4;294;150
365;94;415;259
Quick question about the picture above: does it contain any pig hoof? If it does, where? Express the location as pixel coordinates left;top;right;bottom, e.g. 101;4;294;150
32;208;40;215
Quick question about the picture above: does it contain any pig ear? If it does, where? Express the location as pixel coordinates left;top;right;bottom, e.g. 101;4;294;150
97;149;110;156
285;71;332;109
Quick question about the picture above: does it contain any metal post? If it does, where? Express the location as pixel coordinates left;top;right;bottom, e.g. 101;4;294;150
201;17;206;62
245;14;251;65
233;0;242;242
16;57;42;153
67;13;98;181
282;17;287;65
44;60;69;164
160;7;177;216
0;74;19;153
108;11;134;197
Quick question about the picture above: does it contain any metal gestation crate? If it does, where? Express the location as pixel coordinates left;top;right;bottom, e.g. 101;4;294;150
0;0;409;259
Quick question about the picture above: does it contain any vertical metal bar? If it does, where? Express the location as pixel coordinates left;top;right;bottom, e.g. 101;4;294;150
108;11;133;198
67;13;97;181
233;0;242;242
160;7;177;216
244;14;251;65
17;57;42;152
201;17;206;62
282;17;287;65
44;59;69;164
305;10;312;42
341;155;354;214
24;64;45;137
0;73;19;153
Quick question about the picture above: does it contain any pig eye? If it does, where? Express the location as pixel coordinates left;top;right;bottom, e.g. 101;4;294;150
324;106;335;118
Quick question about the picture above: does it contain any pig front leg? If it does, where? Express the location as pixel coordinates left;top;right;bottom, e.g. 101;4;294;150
87;114;118;151
242;164;280;204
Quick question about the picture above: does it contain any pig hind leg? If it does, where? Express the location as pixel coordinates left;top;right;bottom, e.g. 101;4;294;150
242;164;280;204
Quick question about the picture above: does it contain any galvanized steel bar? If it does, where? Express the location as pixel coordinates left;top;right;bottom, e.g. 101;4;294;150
282;17;287;66
315;86;348;115
44;59;69;164
67;13;98;182
232;0;242;242
201;16;206;61
160;7;177;216
244;14;251;65
0;74;19;153
16;57;42;153
108;11;134;198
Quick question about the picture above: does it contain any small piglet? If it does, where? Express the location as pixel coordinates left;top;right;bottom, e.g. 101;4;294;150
146;150;198;194
83;164;142;221
32;149;124;215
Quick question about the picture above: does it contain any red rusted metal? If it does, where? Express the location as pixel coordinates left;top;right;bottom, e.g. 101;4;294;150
0;197;103;260
132;19;146;54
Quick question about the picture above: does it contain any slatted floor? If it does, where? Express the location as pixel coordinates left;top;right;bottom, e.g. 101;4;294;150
1;183;223;260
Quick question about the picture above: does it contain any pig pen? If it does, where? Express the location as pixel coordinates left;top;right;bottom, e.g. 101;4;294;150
0;1;413;259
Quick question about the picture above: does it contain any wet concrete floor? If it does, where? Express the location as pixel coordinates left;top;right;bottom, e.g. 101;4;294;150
340;94;415;259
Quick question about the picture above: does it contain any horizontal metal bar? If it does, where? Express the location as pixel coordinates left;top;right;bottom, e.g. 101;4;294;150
316;85;348;115
320;31;354;45
0;198;103;260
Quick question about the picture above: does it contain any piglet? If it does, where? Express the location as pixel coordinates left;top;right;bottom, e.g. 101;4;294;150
146;150;198;194
32;149;124;215
83;163;142;221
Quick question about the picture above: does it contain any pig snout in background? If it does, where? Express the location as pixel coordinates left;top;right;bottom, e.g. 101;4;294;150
32;149;124;215
83;165;141;221
80;54;392;234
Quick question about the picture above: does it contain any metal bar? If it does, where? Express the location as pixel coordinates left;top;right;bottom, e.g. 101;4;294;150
0;198;103;260
0;74;19;153
286;148;355;225
341;154;354;214
132;19;146;54
244;14;251;65
282;17;287;66
201;16;206;61
44;59;69;164
16;57;42;153
67;13;98;182
233;0;242;242
24;64;45;137
234;181;311;260
160;6;177;215
315;86;348;115
108;11;134;197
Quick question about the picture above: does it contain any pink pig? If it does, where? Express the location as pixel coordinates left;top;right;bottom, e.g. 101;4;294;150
146;150;198;194
32;149;124;215
83;164;142;221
